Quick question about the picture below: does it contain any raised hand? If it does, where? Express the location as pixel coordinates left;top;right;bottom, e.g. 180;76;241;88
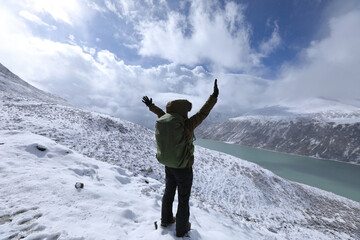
212;79;219;98
142;96;153;107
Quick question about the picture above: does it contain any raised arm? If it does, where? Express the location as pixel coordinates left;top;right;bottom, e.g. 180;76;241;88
142;96;165;118
186;79;219;132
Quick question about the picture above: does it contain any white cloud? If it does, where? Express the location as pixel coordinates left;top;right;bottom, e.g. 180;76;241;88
104;0;118;16
18;0;86;25
271;9;360;105
97;0;282;73
105;0;168;20
69;34;75;42
259;21;281;56
115;0;135;17
86;1;107;13
0;7;221;126
137;0;258;71
19;10;52;28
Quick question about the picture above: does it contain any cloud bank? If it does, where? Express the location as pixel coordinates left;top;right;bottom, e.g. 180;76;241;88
0;0;359;128
270;8;360;106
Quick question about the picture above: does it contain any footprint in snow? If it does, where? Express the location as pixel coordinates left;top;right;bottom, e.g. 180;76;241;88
25;143;48;158
115;175;131;184
115;167;131;184
1;207;61;240
69;167;101;181
121;209;136;220
17;213;42;225
81;162;99;170
116;168;130;177
69;162;101;181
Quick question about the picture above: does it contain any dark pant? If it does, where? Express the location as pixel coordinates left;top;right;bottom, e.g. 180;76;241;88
161;166;193;236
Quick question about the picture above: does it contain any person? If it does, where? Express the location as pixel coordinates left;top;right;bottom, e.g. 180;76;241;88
142;79;219;237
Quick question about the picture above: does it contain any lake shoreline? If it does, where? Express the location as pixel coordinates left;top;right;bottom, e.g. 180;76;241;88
220;139;359;166
195;138;360;203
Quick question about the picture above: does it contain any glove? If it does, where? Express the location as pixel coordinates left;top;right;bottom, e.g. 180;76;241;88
212;79;219;98
142;96;153;107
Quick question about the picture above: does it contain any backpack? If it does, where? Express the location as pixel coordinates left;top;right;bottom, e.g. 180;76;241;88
155;113;194;168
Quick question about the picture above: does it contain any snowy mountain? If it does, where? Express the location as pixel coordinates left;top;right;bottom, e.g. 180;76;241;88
0;63;68;105
1;63;359;239
196;99;360;164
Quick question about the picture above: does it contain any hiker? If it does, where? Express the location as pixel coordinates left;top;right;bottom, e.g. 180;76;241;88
142;79;219;237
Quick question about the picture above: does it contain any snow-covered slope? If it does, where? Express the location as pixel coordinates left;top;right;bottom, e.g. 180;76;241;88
196;99;360;164
1;132;359;240
1;63;360;239
0;63;68;105
1;131;259;240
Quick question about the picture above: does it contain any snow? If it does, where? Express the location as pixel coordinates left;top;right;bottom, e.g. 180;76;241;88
0;131;266;240
1;130;359;239
230;115;295;123
230;98;360;124
282;98;360;115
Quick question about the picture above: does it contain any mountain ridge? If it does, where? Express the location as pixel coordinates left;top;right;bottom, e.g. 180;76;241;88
196;100;360;164
0;63;68;105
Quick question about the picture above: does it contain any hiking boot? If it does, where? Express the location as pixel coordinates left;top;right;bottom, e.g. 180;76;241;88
161;216;176;227
176;222;191;237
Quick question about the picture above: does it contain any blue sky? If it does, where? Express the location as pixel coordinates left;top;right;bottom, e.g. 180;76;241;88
1;0;360;127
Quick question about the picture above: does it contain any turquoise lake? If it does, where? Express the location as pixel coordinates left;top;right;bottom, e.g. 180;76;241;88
195;139;360;203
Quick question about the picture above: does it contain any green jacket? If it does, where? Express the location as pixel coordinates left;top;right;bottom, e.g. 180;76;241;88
148;95;217;167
